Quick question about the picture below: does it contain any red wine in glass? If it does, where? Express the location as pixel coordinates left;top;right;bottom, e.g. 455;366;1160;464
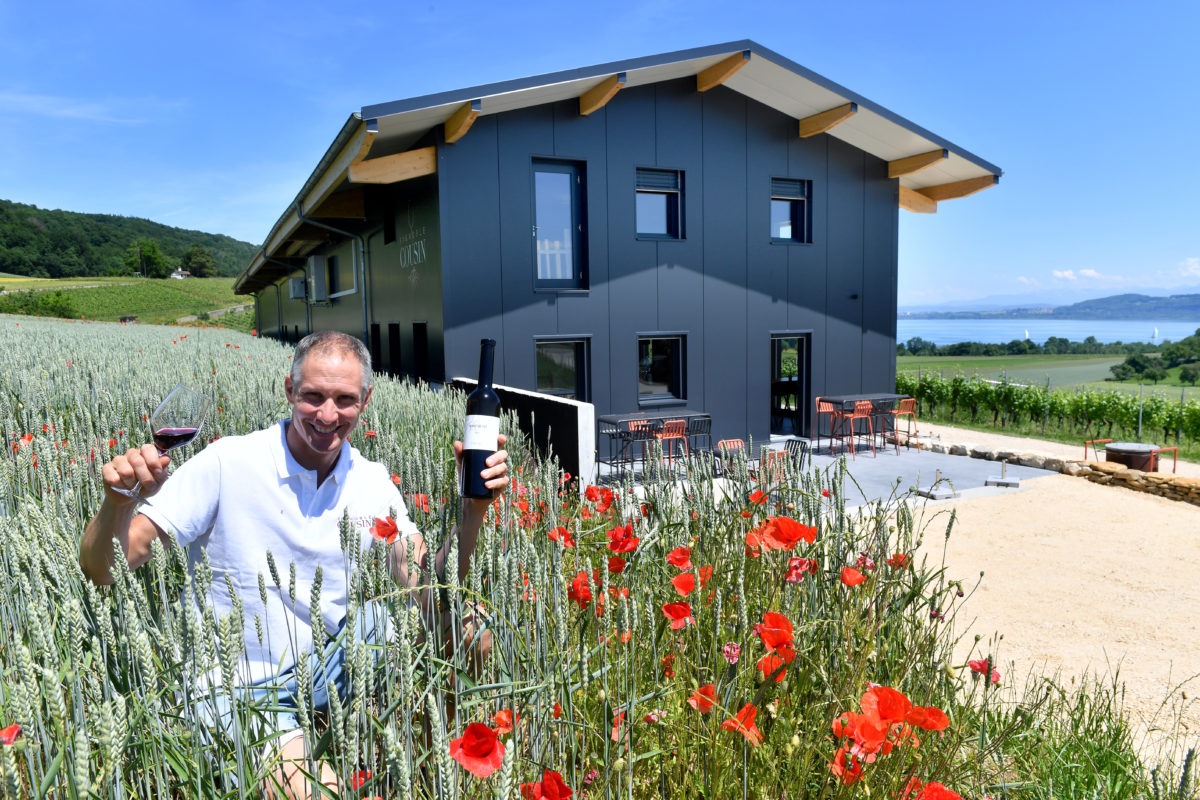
153;427;200;452
112;383;210;501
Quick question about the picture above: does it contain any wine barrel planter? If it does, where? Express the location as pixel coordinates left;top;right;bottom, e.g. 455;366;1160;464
1105;442;1158;472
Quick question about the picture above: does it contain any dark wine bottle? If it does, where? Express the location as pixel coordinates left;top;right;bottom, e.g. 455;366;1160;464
461;338;500;499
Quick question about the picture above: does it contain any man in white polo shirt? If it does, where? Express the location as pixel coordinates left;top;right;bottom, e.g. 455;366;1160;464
79;330;509;798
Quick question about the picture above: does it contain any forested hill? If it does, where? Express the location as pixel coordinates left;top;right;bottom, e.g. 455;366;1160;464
1051;293;1200;318
0;198;257;278
909;293;1200;320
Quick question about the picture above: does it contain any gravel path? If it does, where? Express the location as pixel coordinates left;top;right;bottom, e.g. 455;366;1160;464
913;423;1200;760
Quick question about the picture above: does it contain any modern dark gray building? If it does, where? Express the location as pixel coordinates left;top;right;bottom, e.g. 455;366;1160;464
235;41;1000;448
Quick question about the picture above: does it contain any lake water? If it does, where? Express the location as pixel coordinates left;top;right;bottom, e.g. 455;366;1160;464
895;318;1200;346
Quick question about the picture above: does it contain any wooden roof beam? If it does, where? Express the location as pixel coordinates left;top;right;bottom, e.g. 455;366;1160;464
579;72;625;115
888;148;948;179
918;174;999;202
899;185;937;214
798;102;857;138
348;146;438;184
697;50;749;92
444;99;481;144
351;119;378;164
310;188;365;219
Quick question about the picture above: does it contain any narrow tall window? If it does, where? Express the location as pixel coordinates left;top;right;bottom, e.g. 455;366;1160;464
638;335;686;403
770;178;812;244
536;337;590;401
636;168;683;239
533;160;587;289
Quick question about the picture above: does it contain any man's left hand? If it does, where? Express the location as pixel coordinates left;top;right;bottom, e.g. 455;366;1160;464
452;434;509;507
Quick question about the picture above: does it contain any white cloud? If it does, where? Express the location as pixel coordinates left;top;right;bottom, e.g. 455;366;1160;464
0;90;143;123
1078;268;1102;279
1181;257;1200;278
1016;276;1038;286
1052;269;1076;280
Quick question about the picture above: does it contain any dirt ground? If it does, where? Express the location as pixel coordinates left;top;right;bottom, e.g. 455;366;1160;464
911;422;1200;761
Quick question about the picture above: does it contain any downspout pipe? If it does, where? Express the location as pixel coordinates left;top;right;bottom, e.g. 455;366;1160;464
294;201;370;345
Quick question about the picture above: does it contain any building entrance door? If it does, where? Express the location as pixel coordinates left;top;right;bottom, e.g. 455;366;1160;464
770;333;810;436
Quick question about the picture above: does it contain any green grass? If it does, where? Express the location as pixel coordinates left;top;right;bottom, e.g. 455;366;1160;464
899;355;1123;389
0;277;243;324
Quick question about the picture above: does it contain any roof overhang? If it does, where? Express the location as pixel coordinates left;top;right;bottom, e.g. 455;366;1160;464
237;40;1001;293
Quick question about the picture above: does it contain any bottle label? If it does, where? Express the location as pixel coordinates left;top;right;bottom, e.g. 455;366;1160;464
463;415;500;451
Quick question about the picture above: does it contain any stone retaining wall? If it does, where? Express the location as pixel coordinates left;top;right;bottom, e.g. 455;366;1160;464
896;434;1200;507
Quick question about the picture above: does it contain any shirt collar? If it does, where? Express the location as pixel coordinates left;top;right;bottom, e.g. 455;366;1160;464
274;420;351;484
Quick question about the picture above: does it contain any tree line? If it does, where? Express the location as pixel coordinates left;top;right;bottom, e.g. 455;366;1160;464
0;198;256;278
898;335;1173;357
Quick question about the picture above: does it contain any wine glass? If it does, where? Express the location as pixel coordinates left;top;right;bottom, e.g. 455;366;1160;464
112;383;211;501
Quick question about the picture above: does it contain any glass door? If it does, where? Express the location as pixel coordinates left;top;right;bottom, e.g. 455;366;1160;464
770;334;810;436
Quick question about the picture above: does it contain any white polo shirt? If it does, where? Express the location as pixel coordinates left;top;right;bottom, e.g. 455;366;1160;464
141;421;419;684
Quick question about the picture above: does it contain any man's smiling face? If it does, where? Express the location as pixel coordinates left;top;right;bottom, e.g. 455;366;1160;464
283;351;371;474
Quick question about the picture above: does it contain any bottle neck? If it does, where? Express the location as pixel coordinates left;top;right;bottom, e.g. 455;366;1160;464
477;339;496;387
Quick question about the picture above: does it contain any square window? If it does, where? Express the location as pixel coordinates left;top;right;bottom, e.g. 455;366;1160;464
536;338;590;401
770;178;812;244
534;160;588;289
638;335;686;402
636;168;682;239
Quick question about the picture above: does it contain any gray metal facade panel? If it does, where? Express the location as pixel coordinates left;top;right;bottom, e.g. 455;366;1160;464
823;138;867;395
652;82;705;347
496;106;557;387
786;134;829;413
307;239;362;339
440;115;509;383
257;288;280;340
369;175;444;379
603;86;658;412
699;87;750;444
861;155;899;392
549;100;611;408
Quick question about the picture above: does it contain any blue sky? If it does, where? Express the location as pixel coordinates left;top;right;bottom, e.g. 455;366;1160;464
2;0;1198;307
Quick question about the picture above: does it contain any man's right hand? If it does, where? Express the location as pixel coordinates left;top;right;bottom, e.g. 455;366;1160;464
102;445;171;502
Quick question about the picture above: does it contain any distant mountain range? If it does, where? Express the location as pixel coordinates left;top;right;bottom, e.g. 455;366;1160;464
900;292;1200;320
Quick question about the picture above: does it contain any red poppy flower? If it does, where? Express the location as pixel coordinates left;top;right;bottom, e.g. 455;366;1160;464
861;685;912;726
697;565;713;587
521;769;574;800
967;658;1001;683
611;710;627;743
757;653;788;683
492;708;518;734
553;701;563;719
568;572;592;609
721;703;763;746
688;684;716;713
670;573;696;597
666;546;692;570
371;517;399;545
0;723;19;745
449;722;505;777
660;652;677;678
548;526;576;548
607;556;626;574
409;493;430;513
886;552;911;569
20;433;34;445
748;490;768;506
661;601;694;630
606;523;639;553
760;516;818;550
915;782;964;800
840;567;866;586
828;746;863;784
584;485;602;503
822;488;831;498
757;612;794;651
906;705;950;732
349;770;371;790
391;473;401;485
